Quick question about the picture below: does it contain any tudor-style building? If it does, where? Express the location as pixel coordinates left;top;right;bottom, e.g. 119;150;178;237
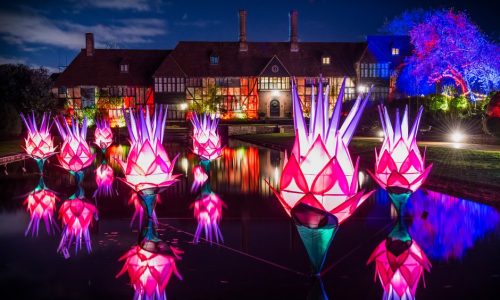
53;10;411;124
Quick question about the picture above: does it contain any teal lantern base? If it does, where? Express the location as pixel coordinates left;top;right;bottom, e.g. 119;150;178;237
387;187;412;218
137;191;172;254
291;203;339;275
70;170;85;187
35;158;47;174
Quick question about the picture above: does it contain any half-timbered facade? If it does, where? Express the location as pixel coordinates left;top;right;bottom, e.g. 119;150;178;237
53;11;410;123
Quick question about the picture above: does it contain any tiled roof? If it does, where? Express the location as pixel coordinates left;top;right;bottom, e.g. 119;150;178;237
155;41;367;77
53;49;170;87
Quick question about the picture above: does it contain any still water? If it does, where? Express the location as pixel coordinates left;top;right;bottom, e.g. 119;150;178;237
0;139;499;299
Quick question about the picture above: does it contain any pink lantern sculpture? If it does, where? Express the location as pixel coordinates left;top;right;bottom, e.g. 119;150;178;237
120;106;179;251
54;116;95;183
192;191;226;244
94;119;113;151
269;78;373;274
58;197;97;257
270;78;373;224
20;112;56;173
93;163;115;198
24;179;59;236
368;238;431;300
191;164;208;192
117;245;182;300
119;106;179;193
367;106;432;214
191;113;223;161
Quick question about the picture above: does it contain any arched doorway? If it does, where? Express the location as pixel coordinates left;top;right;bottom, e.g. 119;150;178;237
270;99;280;117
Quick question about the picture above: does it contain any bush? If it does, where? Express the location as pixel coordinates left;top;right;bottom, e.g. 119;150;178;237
429;94;450;112
0;102;22;139
450;95;469;111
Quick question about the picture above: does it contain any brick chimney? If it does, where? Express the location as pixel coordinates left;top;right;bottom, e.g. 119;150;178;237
289;10;299;52
85;33;94;56
239;10;248;52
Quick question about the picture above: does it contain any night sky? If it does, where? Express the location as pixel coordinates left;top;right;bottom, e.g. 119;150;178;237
0;0;496;73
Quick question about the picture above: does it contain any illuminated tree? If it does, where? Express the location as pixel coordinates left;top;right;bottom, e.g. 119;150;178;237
407;10;500;99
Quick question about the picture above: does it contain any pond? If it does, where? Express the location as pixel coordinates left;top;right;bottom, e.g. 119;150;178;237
0;139;499;299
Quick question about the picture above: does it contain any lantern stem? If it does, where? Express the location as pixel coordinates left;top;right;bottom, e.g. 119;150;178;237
388;189;412;218
200;159;211;173
139;193;161;246
291;203;339;275
35;158;47;174
71;170;85;187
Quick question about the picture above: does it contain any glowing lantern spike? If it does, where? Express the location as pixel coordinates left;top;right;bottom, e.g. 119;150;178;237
368;238;431;300
192;192;226;244
24;179;59;237
270;77;374;224
368;105;433;194
58;198;97;257
191;113;223;161
119;106;180;193
94;119;113;151
54;116;95;174
191;165;208;192
117;245;183;300
93;163;115;198
20;112;57;173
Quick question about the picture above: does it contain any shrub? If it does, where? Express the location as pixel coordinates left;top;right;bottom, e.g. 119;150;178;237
0;102;22;139
429;94;450;112
450;95;469;111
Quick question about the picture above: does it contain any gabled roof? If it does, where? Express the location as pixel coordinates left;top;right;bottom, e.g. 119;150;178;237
155;41;367;77
154;54;186;77
259;55;290;77
54;49;170;87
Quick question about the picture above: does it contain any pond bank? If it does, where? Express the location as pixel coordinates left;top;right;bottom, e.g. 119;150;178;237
233;133;500;204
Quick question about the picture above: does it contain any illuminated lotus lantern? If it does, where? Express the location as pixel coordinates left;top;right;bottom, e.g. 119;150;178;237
24;178;59;237
269;78;373;273
54;116;95;185
368;218;431;300
119;106;180;251
93;163;115;198
191;113;223;161
367;106;432;214
94;119;113;151
58;196;97;257
117;244;182;300
20;112;56;173
191;182;226;244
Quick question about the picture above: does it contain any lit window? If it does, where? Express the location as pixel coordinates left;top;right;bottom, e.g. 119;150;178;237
392;48;399;56
120;64;129;72
210;55;219;65
322;56;331;65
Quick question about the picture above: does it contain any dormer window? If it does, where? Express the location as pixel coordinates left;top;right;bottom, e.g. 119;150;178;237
392;48;400;56
120;64;129;72
210;55;219;65
322;56;331;65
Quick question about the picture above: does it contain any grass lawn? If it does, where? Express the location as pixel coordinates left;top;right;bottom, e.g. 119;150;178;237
0;139;22;157
233;133;500;188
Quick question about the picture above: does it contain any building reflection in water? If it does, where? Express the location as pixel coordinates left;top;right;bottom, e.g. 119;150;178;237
407;189;500;261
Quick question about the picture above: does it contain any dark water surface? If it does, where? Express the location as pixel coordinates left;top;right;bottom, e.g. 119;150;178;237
0;139;499;299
